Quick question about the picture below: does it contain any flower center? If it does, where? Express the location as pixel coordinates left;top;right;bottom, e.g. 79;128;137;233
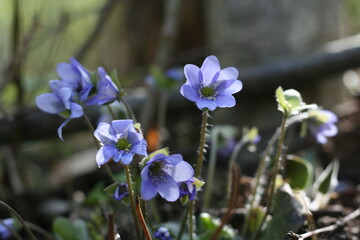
115;138;132;151
149;161;164;175
59;109;71;118
200;87;216;99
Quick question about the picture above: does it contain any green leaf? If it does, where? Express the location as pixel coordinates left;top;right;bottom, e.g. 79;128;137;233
83;182;106;205
283;89;303;109
284;155;313;190
103;182;118;196
198;213;235;240
247;206;265;233
140;147;170;168
313;160;339;194
260;187;305;240
53;217;91;240
275;87;288;113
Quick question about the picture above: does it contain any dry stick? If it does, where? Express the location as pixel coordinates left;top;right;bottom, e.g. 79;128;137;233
287;208;360;240
25;221;55;240
108;211;115;240
0;201;38;240
135;197;153;240
210;165;240;240
75;0;118;61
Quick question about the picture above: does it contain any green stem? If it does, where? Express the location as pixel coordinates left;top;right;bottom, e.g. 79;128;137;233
251;114;288;240
156;91;168;149
83;114;118;183
0;201;38;240
188;200;195;240
203;127;219;209
195;109;209;178
120;96;137;122
176;207;189;240
107;105;117;120
125;165;142;240
226;138;246;201
243;112;310;237
189;109;209;240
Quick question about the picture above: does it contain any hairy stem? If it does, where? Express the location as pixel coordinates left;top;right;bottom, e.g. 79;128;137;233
136;197;153;240
203;127;219;209
252;114;288;239
125;166;142;240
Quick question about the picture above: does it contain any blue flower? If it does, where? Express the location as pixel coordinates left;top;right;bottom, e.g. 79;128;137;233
308;110;338;144
154;227;172;240
0;218;14;239
36;80;83;140
113;183;129;201
179;177;196;201
180;55;243;111
56;57;93;101
94;120;147;166
141;153;194;202
85;67;119;106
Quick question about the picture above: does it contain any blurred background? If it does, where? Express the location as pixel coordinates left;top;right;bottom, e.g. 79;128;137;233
1;0;360;234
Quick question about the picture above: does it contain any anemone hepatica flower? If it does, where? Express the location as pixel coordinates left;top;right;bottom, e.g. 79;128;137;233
113;183;129;201
180;55;243;111
179;177;196;201
36;80;83;140
141;153;194;202
154;227;172;240
308;110;338;144
0;218;15;239
85;67;119;106
56;57;93;101
94;120;147;166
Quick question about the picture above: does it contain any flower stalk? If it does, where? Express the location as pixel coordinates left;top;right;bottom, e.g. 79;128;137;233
125;165;142;240
0;201;38;240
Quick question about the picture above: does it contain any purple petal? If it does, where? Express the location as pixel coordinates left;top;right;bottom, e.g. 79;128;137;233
216;95;236;108
184;64;201;88
57;118;71;141
321;124;338;136
217;80;243;95
196;99;217;111
201;55;220;86
58;88;72;109
218;67;239;80
111;120;133;136
94;122;117;145
127;129;142;143
157;174;180;202
131;139;148;156
36;93;65;114
57;62;79;85
163;154;183;165
146;153;167;165
141;180;158;200
141;164;151;181
322;110;338;123
172;161;194;182
121;152;134;165
96;146;117;166
113;151;124;162
180;84;200;102
69;102;83;118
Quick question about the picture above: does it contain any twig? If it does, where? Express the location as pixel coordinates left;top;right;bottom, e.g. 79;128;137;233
108;211;115;240
0;201;38;240
210;164;240;240
75;0;118;61
285;208;360;240
135;197;153;240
